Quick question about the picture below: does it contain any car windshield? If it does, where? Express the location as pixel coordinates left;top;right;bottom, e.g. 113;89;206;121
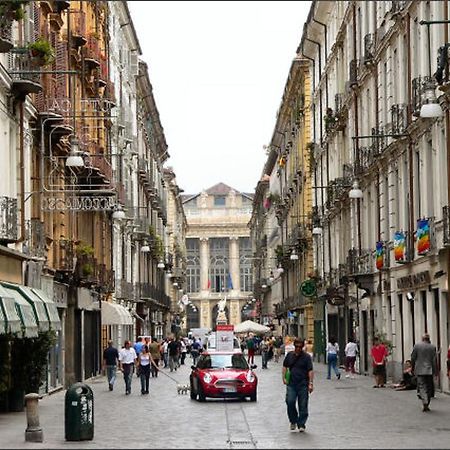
197;354;249;370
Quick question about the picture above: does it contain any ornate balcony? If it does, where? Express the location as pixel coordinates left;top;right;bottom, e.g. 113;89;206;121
325;176;352;210
84;35;101;68
349;59;359;88
8;50;43;99
412;76;432;117
139;283;171;309
391;104;409;135
55;239;76;272
75;254;99;286
363;33;375;65
116;279;136;300
24;219;46;258
97;264;115;293
347;248;374;276
0;196;18;244
443;206;450;246
70;10;87;48
0;19;13;53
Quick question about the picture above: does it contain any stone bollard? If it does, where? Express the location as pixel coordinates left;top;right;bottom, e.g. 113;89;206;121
24;393;43;443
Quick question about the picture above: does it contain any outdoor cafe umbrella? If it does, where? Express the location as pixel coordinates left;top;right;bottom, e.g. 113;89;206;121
234;320;270;335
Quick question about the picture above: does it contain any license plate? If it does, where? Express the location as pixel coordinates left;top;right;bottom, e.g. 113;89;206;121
223;387;237;393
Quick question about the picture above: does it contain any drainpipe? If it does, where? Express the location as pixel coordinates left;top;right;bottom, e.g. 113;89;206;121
17;102;26;244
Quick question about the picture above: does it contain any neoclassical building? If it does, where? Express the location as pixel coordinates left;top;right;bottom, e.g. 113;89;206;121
182;183;254;330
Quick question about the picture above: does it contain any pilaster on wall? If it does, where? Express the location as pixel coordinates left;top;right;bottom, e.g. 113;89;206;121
230;299;240;325
200;299;211;329
229;236;240;293
199;237;209;295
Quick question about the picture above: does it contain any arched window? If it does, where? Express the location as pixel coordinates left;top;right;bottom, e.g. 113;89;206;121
209;238;229;292
186;238;200;293
239;237;252;292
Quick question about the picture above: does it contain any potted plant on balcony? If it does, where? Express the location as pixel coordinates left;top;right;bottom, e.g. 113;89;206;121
28;38;55;67
0;1;28;52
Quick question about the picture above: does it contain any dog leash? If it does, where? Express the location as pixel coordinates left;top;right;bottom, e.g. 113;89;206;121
150;359;182;384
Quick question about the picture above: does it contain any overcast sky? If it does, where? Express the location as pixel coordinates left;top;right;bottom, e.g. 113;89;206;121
128;1;311;195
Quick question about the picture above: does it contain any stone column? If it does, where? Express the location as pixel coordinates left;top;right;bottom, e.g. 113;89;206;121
24;393;43;442
230;300;240;325
200;237;209;295
229;236;240;293
200;300;211;329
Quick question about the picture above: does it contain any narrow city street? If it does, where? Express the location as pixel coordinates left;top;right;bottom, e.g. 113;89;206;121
1;355;450;449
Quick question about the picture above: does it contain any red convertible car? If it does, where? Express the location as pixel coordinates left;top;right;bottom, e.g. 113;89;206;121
190;351;258;402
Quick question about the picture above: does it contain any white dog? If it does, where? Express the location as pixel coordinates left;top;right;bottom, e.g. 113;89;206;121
177;384;190;395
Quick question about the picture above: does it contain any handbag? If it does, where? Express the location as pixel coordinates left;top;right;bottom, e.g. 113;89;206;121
284;367;291;384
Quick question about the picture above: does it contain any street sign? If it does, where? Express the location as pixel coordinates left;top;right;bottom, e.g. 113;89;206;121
300;279;317;297
328;296;345;306
216;324;234;352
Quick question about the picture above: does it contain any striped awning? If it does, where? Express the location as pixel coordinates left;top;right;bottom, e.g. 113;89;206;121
0;284;22;335
101;301;133;326
1;285;38;338
31;288;61;331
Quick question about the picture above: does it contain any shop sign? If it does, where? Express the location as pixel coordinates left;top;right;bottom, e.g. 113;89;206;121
300;279;317;297
396;271;431;290
216;324;234;352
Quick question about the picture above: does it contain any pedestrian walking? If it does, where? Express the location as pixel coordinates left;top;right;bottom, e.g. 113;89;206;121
261;338;269;369
118;340;137;395
137;344;153;395
162;338;169;368
344;337;358;378
148;337;161;378
411;333;437;412
246;334;255;365
282;338;314;433
103;340;119;391
191;338;202;365
305;340;314;360
180;338;187;365
273;336;282;363
326;336;340;380
371;337;388;388
168;336;179;372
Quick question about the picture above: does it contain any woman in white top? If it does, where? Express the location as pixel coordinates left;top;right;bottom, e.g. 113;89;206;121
138;345;154;395
344;338;359;378
326;337;341;380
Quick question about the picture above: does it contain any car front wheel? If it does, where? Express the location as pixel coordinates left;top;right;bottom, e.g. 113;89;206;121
197;383;206;402
249;391;257;402
190;379;197;400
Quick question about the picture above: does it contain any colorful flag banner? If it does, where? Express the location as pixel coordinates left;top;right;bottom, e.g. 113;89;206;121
417;218;431;255
227;273;233;290
375;241;384;270
394;231;407;263
207;279;211;290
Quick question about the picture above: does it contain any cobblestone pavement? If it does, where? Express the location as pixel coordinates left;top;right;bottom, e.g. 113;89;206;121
1;356;450;449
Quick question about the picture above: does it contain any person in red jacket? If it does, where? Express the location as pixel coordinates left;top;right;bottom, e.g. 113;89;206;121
371;337;388;388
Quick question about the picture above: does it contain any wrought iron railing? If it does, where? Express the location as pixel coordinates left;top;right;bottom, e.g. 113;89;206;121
55;238;75;272
24;219;46;258
443;206;450;246
349;59;359;87
8;49;42;93
97;264;115;293
347;248;373;276
0;196;18;243
391;104;409;135
116;279;136;300
139;282;171;309
412;76;426;116
363;33;375;65
75;254;99;285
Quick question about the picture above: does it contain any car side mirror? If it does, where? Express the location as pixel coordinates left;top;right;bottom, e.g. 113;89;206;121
191;365;197;370
251;364;257;370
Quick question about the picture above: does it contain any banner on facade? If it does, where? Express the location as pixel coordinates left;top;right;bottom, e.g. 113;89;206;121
216;324;234;352
375;241;384;270
417;218;431;255
394;231;407;263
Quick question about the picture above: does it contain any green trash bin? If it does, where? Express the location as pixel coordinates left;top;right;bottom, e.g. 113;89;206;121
65;383;94;441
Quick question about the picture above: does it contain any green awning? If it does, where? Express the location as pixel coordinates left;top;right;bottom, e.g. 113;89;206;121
0;284;22;335
31;288;61;331
1;285;38;338
2;283;50;332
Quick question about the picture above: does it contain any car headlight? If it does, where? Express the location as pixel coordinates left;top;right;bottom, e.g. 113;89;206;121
246;371;255;383
203;373;212;384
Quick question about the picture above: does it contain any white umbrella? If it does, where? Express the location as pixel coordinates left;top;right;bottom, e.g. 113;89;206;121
234;320;270;334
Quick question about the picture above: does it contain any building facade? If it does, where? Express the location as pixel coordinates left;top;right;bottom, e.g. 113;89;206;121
182;183;253;331
300;0;450;391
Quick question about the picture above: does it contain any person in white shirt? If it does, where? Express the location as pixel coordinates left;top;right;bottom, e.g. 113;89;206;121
119;340;137;395
344;337;359;378
326;337;341;380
